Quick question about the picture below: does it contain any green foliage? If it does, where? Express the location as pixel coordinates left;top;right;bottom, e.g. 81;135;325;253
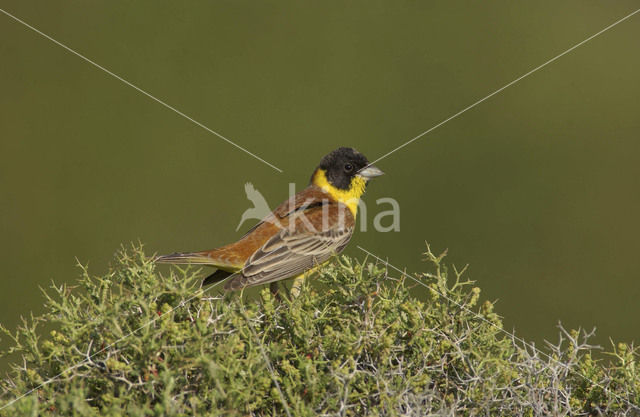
1;244;639;416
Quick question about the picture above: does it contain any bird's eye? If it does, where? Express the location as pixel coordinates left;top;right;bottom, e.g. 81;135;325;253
344;163;354;173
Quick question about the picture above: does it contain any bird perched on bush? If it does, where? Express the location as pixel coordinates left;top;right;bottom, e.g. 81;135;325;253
155;147;384;292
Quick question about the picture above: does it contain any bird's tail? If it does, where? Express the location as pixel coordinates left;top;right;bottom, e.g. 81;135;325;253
154;251;217;265
155;251;240;287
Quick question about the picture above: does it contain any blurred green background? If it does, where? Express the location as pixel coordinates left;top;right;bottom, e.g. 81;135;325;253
1;1;639;371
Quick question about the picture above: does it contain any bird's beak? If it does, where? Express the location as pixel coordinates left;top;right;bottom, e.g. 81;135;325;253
357;165;385;179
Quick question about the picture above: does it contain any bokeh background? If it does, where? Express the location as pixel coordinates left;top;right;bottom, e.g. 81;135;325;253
1;1;639;371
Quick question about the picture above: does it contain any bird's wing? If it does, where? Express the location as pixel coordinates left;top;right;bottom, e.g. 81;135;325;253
224;203;354;291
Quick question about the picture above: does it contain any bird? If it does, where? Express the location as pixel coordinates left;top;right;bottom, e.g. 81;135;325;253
155;147;384;293
235;182;271;232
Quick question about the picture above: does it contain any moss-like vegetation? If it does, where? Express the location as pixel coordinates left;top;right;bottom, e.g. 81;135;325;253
1;244;639;416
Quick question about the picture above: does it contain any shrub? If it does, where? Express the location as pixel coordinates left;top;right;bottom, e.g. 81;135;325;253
1;244;639;416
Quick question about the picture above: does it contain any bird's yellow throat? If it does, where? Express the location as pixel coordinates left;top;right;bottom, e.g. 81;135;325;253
312;169;367;216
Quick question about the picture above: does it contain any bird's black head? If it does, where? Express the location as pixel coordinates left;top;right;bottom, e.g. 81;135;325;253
311;147;384;191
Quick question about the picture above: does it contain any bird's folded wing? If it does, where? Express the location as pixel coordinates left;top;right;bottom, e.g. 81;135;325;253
224;213;353;291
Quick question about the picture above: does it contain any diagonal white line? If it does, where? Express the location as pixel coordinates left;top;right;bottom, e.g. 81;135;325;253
356;245;640;412
0;278;227;411
0;7;283;173
367;7;640;168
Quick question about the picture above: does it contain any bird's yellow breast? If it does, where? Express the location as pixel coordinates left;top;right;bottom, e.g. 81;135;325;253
311;169;366;216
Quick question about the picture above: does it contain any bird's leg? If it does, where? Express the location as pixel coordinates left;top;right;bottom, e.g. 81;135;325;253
290;275;305;299
269;282;281;301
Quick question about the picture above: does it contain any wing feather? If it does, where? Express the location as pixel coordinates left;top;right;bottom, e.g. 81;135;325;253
224;206;353;291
